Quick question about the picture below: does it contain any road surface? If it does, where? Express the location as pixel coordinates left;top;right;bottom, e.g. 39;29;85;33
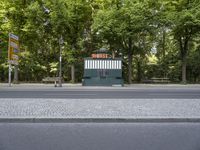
0;122;200;150
0;85;200;99
0;84;200;150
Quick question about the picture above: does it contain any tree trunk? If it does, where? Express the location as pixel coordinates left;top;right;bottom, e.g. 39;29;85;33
181;55;187;84
137;59;142;82
71;64;75;83
162;28;166;57
128;53;132;84
128;37;133;84
180;36;189;84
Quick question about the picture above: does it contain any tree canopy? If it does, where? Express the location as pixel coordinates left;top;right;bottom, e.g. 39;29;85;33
1;0;200;83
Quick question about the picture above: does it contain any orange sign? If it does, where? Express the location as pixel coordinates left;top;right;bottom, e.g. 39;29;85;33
8;33;19;65
91;53;108;59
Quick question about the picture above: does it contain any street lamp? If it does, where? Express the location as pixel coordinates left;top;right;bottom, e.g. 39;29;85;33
59;35;64;87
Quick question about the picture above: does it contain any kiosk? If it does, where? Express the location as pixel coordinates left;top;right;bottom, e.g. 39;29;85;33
82;48;123;86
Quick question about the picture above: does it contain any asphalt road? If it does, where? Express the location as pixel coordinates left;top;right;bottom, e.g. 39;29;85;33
0;86;200;99
0;122;200;150
1;85;200;150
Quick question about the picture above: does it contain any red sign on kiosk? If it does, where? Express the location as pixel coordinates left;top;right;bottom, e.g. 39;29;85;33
91;53;108;59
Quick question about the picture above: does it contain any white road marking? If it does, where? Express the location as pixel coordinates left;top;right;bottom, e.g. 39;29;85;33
45;93;97;96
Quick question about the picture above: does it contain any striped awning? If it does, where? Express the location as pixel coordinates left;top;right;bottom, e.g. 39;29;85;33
84;59;122;70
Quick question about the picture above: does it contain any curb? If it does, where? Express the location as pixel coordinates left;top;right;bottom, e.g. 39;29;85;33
1;117;200;123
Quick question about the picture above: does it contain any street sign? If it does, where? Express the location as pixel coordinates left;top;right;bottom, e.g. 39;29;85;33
8;33;19;65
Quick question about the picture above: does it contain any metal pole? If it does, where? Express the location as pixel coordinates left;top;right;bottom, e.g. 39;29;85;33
59;47;62;87
59;36;63;87
8;33;11;87
8;63;11;87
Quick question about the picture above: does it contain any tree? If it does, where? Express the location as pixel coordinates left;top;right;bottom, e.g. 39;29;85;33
0;0;92;82
92;0;154;83
171;0;200;83
0;0;28;83
1;0;200;83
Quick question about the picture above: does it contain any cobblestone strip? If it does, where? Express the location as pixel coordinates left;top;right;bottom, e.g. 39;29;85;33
0;99;200;119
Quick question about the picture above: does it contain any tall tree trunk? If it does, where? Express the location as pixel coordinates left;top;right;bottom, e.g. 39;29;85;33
71;64;75;83
180;36;188;84
137;59;142;82
162;28;166;57
181;55;187;84
128;37;133;84
128;53;132;84
162;29;167;77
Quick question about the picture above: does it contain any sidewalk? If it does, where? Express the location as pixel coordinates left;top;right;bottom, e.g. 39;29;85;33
0;98;200;122
1;82;200;89
0;83;82;90
1;82;200;123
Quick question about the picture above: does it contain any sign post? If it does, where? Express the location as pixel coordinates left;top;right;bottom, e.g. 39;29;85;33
8;33;19;86
59;35;63;87
8;62;12;87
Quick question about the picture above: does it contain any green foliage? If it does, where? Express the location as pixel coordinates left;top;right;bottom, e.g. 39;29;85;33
0;0;200;83
187;43;200;83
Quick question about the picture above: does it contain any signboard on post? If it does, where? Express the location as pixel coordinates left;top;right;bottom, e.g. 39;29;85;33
8;33;19;65
8;33;19;86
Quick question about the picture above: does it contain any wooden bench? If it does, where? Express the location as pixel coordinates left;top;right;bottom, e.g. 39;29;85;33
151;78;170;83
42;77;60;87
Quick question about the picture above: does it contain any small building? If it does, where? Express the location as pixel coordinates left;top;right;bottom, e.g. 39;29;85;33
82;48;123;86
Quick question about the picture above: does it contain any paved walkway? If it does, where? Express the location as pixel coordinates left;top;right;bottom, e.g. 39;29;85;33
1;83;200;89
1;83;200;122
0;98;200;122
